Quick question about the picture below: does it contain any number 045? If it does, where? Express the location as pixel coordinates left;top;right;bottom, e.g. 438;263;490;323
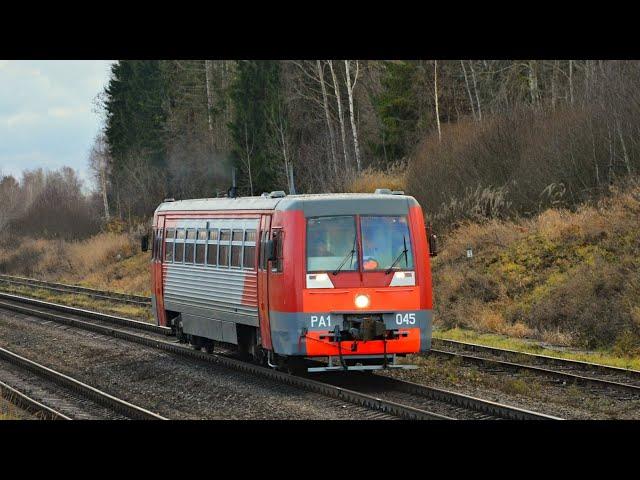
395;313;416;325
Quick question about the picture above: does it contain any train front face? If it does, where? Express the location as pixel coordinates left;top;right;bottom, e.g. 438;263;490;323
270;194;433;371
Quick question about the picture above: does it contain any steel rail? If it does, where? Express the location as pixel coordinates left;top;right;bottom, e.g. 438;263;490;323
433;337;640;377
0;345;167;420
0;297;556;420
366;374;561;420
429;347;640;395
0;291;169;335
0;379;70;420
0;274;151;306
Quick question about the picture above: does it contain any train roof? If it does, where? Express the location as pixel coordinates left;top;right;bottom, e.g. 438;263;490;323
155;191;419;217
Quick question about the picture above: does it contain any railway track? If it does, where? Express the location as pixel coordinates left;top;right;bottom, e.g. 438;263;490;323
5;277;632;388
0;344;166;420
0;292;556;420
5;283;638;400
0;379;69;420
430;338;640;396
0;274;151;306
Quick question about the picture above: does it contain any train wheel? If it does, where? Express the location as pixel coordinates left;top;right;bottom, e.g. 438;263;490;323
284;358;307;376
190;335;204;350
237;325;258;360
254;348;267;366
202;339;215;354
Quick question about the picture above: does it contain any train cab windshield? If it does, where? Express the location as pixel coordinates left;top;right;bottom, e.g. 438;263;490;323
361;215;413;271
306;215;414;273
307;216;358;272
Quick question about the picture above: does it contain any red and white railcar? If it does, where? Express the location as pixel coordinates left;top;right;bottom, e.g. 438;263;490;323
150;189;435;372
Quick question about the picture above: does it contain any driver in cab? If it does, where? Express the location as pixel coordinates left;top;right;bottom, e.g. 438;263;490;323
362;224;386;270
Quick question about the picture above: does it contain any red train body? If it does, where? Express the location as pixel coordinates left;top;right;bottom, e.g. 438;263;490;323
151;190;434;372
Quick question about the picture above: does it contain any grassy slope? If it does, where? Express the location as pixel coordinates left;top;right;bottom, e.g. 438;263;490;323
0;232;151;297
432;181;640;357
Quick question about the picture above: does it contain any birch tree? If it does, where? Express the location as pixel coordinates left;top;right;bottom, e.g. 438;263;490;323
461;60;477;120
345;60;362;172
328;60;350;170
241;122;254;195
317;60;338;174
204;60;215;146
88;133;111;220
469;61;482;121
266;90;295;194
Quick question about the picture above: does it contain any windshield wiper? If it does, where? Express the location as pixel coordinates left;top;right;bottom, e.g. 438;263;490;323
385;236;408;274
333;235;357;276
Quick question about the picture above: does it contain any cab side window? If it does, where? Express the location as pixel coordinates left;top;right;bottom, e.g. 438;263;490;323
151;228;157;259
271;229;283;273
259;230;268;270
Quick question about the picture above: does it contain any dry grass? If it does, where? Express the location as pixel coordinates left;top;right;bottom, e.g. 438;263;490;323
0;396;21;420
347;164;407;193
434;327;640;371
0;233;151;296
433;180;640;352
0;284;152;321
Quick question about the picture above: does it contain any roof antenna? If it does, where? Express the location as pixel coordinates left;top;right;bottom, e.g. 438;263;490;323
227;167;238;198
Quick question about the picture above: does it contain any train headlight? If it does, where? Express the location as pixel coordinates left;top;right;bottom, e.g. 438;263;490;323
354;294;370;309
389;271;415;286
306;273;334;289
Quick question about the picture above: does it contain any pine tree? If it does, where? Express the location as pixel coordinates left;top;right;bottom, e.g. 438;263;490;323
104;60;167;168
228;61;283;195
103;60;168;217
372;61;423;164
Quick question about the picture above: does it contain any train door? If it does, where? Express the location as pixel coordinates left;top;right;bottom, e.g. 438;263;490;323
153;216;167;327
257;215;273;350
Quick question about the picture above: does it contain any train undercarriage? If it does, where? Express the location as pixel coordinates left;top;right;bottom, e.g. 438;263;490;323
168;310;418;374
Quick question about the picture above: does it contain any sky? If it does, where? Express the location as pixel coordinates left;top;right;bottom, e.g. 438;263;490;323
0;60;115;190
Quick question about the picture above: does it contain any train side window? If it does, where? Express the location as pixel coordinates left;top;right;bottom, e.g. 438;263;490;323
219;229;231;267
195;244;205;265
175;242;184;263
165;238;174;262
207;229;219;266
231;245;242;267
230;229;243;268
195;229;207;265
185;229;196;263
166;228;176;239
174;229;185;263
243;229;257;270
271;229;283;273
185;243;194;263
